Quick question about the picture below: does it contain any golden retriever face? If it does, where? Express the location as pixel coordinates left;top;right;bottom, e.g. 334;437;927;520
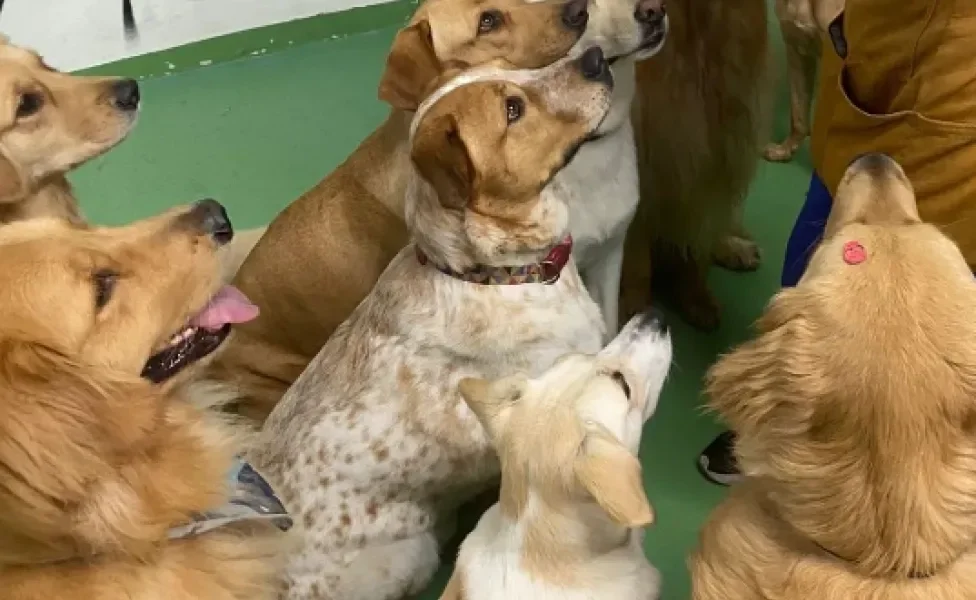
0;40;139;199
0;201;242;382
377;0;589;110
707;153;976;578
0;202;260;565
409;48;613;264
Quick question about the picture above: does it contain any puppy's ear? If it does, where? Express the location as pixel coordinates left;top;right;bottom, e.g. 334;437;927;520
378;19;442;111
575;427;654;527
411;112;474;206
458;375;527;436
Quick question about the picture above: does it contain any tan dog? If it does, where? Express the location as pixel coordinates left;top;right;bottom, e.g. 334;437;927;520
0;201;291;600
443;310;671;600
764;0;845;162
0;38;138;224
621;0;772;331
210;0;589;425
251;50;613;600
691;153;976;599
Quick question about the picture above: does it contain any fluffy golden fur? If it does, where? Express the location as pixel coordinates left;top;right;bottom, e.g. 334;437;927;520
691;154;976;599
0;208;286;600
621;0;772;331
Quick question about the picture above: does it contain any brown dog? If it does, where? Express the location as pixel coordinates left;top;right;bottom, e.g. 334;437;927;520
691;154;976;599
209;0;589;425
621;0;771;331
764;0;845;162
0;201;290;600
0;38;139;225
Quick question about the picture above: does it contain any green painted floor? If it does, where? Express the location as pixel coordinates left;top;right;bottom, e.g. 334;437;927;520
72;24;811;600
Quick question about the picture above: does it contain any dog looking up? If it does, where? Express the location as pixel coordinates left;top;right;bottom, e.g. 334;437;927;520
208;0;594;425
0;38;139;224
692;154;976;599
0;201;290;599
444;310;671;600
251;48;614;600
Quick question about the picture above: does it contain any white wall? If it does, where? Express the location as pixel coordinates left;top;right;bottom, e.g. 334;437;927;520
0;0;391;72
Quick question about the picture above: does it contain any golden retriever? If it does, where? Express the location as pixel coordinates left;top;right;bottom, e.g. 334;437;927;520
621;0;771;331
691;153;976;599
0;201;290;600
0;37;139;224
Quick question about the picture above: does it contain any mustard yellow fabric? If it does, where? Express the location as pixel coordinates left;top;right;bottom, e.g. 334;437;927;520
811;0;976;265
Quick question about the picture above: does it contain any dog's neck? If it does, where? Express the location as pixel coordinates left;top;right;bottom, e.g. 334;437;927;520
495;485;633;582
405;177;565;273
347;109;414;222
0;173;83;227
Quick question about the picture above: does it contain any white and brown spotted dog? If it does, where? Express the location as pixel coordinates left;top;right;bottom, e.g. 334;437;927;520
249;49;614;600
443;310;671;600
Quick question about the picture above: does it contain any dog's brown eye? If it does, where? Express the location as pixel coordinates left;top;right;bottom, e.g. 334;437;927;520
610;371;631;399
93;269;119;310
16;92;43;118
478;10;503;34
505;96;524;124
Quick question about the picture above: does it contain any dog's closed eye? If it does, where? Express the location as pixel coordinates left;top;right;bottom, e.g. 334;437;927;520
93;269;119;310
609;370;631;399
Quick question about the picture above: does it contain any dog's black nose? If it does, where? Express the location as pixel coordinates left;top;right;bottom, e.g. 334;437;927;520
561;0;589;32
636;306;669;334
635;0;666;26
190;199;234;245
111;78;140;111
578;46;611;84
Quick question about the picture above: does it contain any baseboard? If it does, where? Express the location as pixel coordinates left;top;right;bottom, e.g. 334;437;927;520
79;0;418;79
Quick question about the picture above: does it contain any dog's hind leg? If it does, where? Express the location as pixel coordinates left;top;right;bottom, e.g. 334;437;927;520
764;17;820;163
713;202;761;272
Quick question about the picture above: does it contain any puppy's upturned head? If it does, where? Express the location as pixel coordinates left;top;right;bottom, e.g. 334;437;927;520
708;153;976;579
377;0;589;111
460;310;671;528
0;202;259;565
408;48;613;270
0;39;140;201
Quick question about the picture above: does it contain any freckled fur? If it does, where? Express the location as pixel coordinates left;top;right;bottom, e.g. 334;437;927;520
252;60;611;600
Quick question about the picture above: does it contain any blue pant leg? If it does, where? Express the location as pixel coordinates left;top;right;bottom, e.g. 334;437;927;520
781;172;833;288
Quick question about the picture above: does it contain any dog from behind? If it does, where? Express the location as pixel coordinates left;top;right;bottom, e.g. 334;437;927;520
692;154;976;599
444;310;671;600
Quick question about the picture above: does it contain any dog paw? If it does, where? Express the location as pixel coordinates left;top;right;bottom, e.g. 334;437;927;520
714;236;762;272
763;141;798;163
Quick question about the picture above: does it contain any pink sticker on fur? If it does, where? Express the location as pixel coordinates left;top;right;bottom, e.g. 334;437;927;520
843;241;866;265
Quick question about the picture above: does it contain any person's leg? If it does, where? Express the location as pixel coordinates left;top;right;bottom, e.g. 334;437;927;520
697;172;832;486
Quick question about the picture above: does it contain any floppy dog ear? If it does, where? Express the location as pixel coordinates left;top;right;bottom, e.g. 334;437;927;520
575;427;654;527
411;112;474;206
378;19;443;111
458;375;527;436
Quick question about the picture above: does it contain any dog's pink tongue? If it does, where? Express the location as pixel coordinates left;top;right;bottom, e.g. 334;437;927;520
190;285;260;331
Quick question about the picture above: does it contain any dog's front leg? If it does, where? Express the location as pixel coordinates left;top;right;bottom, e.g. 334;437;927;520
581;235;625;339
